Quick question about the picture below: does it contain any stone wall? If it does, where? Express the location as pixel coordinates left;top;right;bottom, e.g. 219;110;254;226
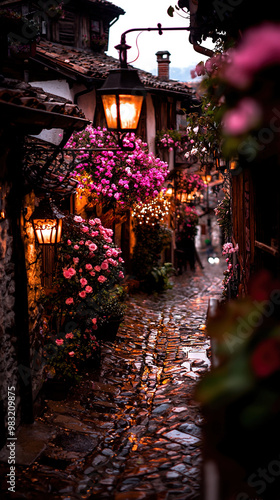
0;184;21;444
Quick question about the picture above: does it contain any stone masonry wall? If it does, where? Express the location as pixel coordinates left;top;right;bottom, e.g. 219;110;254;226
0;185;21;441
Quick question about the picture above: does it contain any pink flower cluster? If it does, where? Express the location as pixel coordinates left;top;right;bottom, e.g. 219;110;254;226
157;133;181;151
179;173;206;194
222;242;239;255
65;126;169;206
58;215;125;308
223;23;280;89
222;97;262;136
184;206;199;227
191;53;228;79
223;262;234;288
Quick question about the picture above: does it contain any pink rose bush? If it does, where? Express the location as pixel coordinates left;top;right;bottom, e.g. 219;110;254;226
65;126;169;208
51;213;124;318
42;213;126;383
44;327;100;383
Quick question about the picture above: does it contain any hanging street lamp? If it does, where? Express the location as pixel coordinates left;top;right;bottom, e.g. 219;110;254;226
98;23;193;147
99;69;146;133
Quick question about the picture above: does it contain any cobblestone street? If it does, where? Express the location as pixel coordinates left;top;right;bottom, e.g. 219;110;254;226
1;252;225;500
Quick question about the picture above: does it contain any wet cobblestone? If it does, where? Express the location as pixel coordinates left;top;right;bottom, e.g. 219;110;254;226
0;252;225;499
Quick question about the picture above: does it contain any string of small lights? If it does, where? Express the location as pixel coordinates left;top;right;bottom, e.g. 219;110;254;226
132;194;171;226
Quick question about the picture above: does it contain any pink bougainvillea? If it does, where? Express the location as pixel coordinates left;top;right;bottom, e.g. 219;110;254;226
176;172;206;195
65;126;169;207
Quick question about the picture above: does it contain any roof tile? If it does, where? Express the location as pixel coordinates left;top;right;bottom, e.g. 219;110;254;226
0;77;86;118
35;40;194;96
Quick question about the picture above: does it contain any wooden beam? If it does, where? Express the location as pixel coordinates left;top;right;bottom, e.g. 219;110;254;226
255;240;279;257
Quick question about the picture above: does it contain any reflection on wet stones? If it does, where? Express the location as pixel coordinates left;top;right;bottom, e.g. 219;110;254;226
6;257;224;499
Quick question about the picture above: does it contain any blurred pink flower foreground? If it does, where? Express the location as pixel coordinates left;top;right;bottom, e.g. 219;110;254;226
224;23;280;88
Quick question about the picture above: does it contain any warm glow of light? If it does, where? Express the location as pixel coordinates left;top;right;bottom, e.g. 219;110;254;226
33;218;62;244
132;195;171;226
208;256;220;264
102;94;143;130
102;95;117;129
181;193;188;203
230;160;238;170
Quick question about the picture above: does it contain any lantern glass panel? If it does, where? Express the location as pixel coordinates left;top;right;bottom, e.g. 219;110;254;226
102;94;143;131
101;94;118;129
119;94;143;130
57;218;63;242
33;218;62;244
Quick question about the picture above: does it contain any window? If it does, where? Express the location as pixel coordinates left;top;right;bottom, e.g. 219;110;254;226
91;20;100;33
90;19;106;52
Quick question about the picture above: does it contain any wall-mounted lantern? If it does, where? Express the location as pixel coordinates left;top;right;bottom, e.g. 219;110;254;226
229;159;239;172
30;198;64;245
166;183;174;198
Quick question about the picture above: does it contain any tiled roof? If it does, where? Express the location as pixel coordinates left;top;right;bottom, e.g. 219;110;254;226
34;40;194;96
0;76;89;134
85;0;125;14
0;77;86;118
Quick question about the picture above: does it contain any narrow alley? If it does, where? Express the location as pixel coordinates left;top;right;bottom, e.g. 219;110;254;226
0;253;225;500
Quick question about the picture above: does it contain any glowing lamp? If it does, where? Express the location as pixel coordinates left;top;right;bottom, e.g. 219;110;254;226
230;159;239;171
206;174;212;184
31;199;64;245
181;193;188;203
99;69;146;132
166;183;174;198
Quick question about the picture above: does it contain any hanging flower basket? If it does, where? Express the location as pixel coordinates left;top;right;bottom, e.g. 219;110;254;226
65;125;169;210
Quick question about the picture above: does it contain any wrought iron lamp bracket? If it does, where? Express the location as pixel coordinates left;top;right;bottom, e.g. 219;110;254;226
116;23;191;68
